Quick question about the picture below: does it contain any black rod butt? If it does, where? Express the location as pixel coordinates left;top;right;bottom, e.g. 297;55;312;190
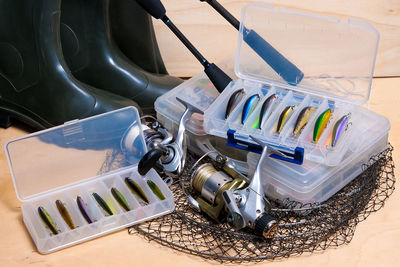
136;0;166;19
204;63;232;93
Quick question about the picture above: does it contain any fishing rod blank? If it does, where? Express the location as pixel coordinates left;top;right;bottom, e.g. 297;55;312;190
136;0;232;93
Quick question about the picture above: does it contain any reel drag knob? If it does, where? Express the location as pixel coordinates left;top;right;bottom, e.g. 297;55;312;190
254;213;278;239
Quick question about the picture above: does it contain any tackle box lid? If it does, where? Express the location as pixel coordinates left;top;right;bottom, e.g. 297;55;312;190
5;107;147;202
235;1;379;105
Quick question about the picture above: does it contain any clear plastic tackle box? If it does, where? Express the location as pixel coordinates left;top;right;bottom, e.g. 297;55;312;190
155;2;390;204
203;1;384;166
5;107;175;254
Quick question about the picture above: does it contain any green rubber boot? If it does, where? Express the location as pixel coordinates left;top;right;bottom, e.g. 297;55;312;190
0;0;141;130
110;0;167;75
60;0;183;115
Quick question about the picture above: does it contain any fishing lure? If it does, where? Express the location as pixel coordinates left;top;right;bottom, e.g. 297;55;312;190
331;114;349;147
241;94;260;124
276;106;295;133
313;109;332;143
77;196;94;224
38;206;58;235
225;88;245;119
111;187;130;212
293;106;316;136
55;200;75;230
254;94;276;129
125;177;149;204
93;193;113;216
147;180;166;200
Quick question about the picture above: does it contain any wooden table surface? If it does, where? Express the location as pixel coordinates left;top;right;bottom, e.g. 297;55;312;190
155;0;400;78
0;78;399;266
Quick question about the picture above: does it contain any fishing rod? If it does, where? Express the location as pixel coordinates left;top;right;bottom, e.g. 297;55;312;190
136;0;232;93
200;0;304;86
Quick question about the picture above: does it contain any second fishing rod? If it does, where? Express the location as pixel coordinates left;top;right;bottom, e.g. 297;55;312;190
200;0;304;86
136;0;232;93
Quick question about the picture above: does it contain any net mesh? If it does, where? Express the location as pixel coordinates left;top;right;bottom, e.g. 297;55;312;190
129;145;395;263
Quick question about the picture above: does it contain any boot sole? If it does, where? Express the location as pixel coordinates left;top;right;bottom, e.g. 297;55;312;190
0;100;51;130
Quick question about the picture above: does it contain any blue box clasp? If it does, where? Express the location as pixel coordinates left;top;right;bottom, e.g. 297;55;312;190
227;130;304;165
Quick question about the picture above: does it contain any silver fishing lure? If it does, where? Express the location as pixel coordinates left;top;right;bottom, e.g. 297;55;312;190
225;88;245;119
257;94;276;129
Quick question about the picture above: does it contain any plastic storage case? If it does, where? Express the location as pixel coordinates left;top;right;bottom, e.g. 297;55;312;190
203;2;383;166
5;107;174;254
155;2;390;204
156;58;389;204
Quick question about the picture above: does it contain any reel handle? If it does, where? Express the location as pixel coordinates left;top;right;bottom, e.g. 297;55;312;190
138;149;164;176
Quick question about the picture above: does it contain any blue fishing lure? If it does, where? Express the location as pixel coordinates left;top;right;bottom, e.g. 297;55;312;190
241;94;260;124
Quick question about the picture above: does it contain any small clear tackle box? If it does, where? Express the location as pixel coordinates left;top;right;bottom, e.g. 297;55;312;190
203;1;385;166
5;107;175;254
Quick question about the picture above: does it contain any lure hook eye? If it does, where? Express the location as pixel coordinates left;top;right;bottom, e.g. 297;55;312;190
163;177;173;187
345;121;352;131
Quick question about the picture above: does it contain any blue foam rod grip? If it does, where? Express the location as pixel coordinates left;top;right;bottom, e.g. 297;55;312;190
243;29;304;86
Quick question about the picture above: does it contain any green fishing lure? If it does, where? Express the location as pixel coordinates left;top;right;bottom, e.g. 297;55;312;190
147;180;166;200
125;177;149;204
313;109;332;143
111;187;130;211
93;193;113;216
38;206;58;235
55;200;75;230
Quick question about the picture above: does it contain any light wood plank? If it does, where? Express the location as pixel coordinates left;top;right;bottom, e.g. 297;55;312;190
0;77;399;266
153;0;400;77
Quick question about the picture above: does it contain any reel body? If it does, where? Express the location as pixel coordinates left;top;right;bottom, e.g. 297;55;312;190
191;139;279;239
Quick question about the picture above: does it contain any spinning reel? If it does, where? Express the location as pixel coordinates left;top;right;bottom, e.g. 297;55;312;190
138;97;203;177
135;97;278;238
190;136;278;239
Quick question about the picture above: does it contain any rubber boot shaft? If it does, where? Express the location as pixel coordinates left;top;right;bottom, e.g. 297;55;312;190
0;0;140;129
110;0;168;75
60;0;182;115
